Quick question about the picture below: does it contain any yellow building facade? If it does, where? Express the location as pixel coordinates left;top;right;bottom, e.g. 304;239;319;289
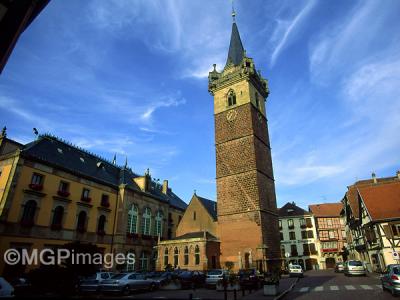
0;130;186;276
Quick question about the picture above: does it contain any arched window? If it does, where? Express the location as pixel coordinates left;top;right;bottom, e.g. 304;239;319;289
51;206;64;229
184;246;189;265
140;252;149;271
127;204;138;234
126;250;135;272
98;215;106;234
174;247;179;267
164;248;169;266
77;211;87;232
255;92;260;108
21;200;37;226
227;90;236;106
195;245;200;265
155;210;163;237
141;207;151;235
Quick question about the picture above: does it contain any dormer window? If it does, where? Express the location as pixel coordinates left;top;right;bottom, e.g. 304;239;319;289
227;90;236;107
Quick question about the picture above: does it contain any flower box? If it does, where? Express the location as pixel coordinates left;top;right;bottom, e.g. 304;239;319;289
29;184;43;191
100;201;110;208
20;219;34;227
126;233;139;239
264;284;279;296
51;223;62;231
81;197;91;203
57;190;70;197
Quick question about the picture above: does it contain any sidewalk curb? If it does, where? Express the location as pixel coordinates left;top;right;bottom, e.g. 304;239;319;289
273;277;299;300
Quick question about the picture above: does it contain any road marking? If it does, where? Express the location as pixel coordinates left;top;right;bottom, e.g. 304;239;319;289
314;286;324;291
345;285;356;290
299;287;309;292
360;285;373;290
376;284;382;289
330;285;339;290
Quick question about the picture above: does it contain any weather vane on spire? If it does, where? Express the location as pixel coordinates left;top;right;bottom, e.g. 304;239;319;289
231;0;236;23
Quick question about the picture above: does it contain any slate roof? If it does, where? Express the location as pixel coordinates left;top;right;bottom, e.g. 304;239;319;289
278;202;310;217
18;134;187;210
309;203;343;217
358;181;400;221
196;195;217;221
171;231;217;240
226;22;245;67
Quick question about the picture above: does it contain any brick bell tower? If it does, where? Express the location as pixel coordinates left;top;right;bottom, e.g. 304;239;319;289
208;10;281;272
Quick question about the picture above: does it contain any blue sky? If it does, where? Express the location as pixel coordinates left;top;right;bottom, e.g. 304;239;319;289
1;0;399;209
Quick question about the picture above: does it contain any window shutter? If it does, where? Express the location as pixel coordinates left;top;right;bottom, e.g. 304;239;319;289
383;225;393;239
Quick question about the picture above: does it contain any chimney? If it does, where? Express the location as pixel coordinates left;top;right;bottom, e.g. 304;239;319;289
162;180;168;194
372;172;377;184
397;170;400;180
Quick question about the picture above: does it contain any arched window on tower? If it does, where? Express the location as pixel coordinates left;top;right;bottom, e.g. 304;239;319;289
195;245;200;265
227;90;236;107
184;246;189;265
174;247;179;267
164;248;169;266
255;92;260;108
141;207;151;235
155;210;163;237
127;204;138;234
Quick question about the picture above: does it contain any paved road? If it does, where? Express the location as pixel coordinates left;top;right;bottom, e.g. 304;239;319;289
283;269;393;300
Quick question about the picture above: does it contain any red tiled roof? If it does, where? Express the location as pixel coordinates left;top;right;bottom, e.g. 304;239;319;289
358;181;400;221
309;203;343;217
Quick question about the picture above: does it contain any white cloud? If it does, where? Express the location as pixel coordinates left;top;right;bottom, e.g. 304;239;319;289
140;94;186;122
270;0;316;66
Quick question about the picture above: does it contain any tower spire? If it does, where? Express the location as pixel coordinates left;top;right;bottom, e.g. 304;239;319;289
225;5;245;67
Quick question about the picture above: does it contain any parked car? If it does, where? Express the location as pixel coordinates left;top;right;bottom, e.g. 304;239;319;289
238;269;263;289
145;271;173;287
79;272;113;293
289;265;304;278
178;271;206;289
335;262;344;273
344;260;366;276
0;277;14;298
100;273;157;295
205;269;230;287
381;264;400;296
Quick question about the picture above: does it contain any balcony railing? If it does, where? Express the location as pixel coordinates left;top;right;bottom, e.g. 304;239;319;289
29;184;43;191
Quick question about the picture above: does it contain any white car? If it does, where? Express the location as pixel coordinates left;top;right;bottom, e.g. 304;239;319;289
289;265;304;278
0;277;14;298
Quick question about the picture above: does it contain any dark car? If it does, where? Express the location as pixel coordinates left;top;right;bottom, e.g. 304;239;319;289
238;269;263;290
178;271;206;289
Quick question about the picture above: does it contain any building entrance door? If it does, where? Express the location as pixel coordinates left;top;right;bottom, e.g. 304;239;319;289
325;257;336;268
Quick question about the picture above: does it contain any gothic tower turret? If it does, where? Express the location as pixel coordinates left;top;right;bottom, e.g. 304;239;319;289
208;11;280;272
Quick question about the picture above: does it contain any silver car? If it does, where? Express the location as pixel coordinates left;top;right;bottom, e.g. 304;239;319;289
289;265;304;278
381;264;400;296
100;273;156;295
79;272;113;293
344;260;366;276
205;269;230;287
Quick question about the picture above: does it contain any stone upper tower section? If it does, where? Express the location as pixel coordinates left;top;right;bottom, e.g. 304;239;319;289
208;17;269;101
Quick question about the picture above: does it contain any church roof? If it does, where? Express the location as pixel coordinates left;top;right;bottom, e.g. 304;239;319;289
226;21;245;67
171;231;217;240
196;195;217;221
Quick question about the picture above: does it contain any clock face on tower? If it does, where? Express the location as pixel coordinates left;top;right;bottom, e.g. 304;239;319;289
226;109;238;122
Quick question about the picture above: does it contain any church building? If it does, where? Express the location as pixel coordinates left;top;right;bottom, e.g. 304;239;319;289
156;10;281;272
